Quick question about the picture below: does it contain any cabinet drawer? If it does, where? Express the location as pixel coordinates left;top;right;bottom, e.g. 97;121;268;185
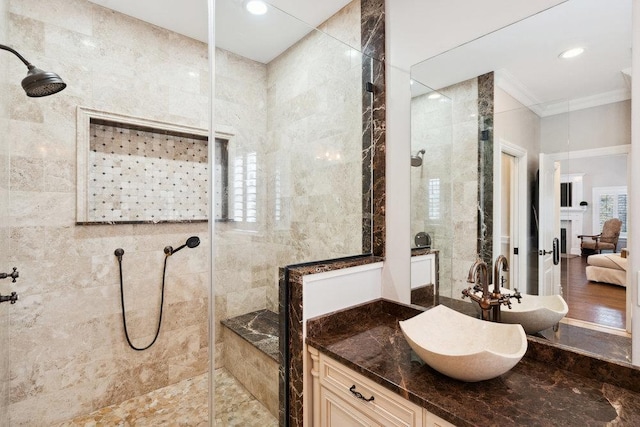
424;410;457;427
319;354;423;427
320;386;385;427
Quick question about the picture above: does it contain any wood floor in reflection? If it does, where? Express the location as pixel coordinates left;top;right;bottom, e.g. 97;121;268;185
563;255;626;330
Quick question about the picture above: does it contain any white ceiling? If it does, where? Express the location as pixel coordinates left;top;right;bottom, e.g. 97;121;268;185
409;0;632;115
88;0;352;63
88;0;631;114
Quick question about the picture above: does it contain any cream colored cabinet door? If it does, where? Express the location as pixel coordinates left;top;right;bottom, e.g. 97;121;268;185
319;386;385;427
424;410;457;427
310;347;424;427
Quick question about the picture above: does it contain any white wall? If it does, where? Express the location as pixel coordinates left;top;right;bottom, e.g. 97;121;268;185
540;101;631;154
561;155;628;236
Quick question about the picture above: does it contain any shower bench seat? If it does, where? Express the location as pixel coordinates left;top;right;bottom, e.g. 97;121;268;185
221;309;279;417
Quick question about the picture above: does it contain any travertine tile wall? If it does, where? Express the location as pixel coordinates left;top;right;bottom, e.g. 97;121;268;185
411;78;478;301
4;0;209;424
0;2;10;424
214;1;362;365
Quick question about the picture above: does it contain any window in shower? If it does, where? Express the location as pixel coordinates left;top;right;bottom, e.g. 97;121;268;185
233;151;257;223
428;178;441;220
214;137;229;221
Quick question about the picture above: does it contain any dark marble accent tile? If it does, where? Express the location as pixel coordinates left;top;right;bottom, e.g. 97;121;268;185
306;300;640;427
278;268;287;427
410;285;434;308
220;309;279;362
361;0;386;258
280;255;383;427
307;299;423;342
411;249;440;305
410;247;438;256
439;296;637;393
527;333;639;393
477;72;494;270
534;322;631;364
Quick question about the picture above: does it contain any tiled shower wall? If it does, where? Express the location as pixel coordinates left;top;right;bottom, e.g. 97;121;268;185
214;1;363;366
4;0;209;425
0;1;10;424
411;78;479;301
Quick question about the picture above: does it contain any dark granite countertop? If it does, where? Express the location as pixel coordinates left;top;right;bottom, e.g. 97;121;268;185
306;300;640;427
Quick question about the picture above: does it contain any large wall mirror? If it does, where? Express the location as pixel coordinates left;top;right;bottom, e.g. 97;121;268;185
410;0;632;364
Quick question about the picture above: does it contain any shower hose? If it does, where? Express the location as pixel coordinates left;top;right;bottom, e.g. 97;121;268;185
115;252;169;351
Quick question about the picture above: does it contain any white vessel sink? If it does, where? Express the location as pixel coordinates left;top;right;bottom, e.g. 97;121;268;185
493;287;568;334
399;304;527;382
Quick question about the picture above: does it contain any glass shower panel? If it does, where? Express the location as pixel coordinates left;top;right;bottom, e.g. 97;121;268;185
410;80;454;304
214;0;372;421
214;0;369;313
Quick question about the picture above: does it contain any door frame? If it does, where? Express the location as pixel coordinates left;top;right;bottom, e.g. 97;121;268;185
493;139;528;292
542;144;631;333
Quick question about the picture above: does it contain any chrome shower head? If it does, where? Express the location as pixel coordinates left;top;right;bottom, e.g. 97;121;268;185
411;149;425;167
1;44;66;97
164;236;201;256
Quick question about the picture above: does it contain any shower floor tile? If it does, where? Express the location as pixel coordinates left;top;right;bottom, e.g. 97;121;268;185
57;369;276;426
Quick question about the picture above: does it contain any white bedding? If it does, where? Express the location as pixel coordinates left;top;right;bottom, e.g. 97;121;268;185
587;254;627;271
586;254;627;287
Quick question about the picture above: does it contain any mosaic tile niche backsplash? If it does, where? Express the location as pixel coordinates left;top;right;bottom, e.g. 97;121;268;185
88;120;209;223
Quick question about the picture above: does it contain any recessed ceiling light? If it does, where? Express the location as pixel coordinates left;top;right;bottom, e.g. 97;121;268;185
245;0;268;15
559;47;585;59
428;92;442;99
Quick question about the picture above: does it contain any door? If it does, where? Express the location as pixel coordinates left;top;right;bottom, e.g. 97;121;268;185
538;153;562;296
494;141;528;292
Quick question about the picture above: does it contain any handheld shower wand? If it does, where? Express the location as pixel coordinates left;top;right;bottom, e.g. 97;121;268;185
164;236;200;256
114;235;200;351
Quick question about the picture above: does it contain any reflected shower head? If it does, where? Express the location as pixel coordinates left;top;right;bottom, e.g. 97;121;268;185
164;236;201;256
1;44;66;97
411;149;425;167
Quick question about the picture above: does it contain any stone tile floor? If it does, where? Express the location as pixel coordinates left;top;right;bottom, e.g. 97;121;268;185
57;369;277;426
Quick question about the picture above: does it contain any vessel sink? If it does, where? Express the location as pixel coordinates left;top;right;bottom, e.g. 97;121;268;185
490;287;568;334
399;304;527;382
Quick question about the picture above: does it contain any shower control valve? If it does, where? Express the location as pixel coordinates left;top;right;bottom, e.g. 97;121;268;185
0;292;18;304
0;267;19;282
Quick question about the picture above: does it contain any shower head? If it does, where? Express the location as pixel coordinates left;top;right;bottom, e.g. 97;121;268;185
22;65;67;97
164;236;201;256
1;44;67;97
411;149;425;167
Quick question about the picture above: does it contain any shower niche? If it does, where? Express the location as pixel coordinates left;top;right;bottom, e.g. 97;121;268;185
76;107;225;224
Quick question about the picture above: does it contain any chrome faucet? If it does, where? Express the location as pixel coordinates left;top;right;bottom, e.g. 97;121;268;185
462;257;522;322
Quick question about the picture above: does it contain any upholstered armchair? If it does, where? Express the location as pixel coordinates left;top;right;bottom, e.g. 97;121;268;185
578;218;622;256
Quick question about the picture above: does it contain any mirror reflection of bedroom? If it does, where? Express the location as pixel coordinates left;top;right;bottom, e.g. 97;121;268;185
561;149;629;333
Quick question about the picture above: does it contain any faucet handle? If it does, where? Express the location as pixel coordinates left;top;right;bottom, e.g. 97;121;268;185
512;288;522;303
0;267;19;282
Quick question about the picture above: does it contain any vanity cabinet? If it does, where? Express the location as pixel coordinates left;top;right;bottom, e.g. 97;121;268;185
309;347;455;427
